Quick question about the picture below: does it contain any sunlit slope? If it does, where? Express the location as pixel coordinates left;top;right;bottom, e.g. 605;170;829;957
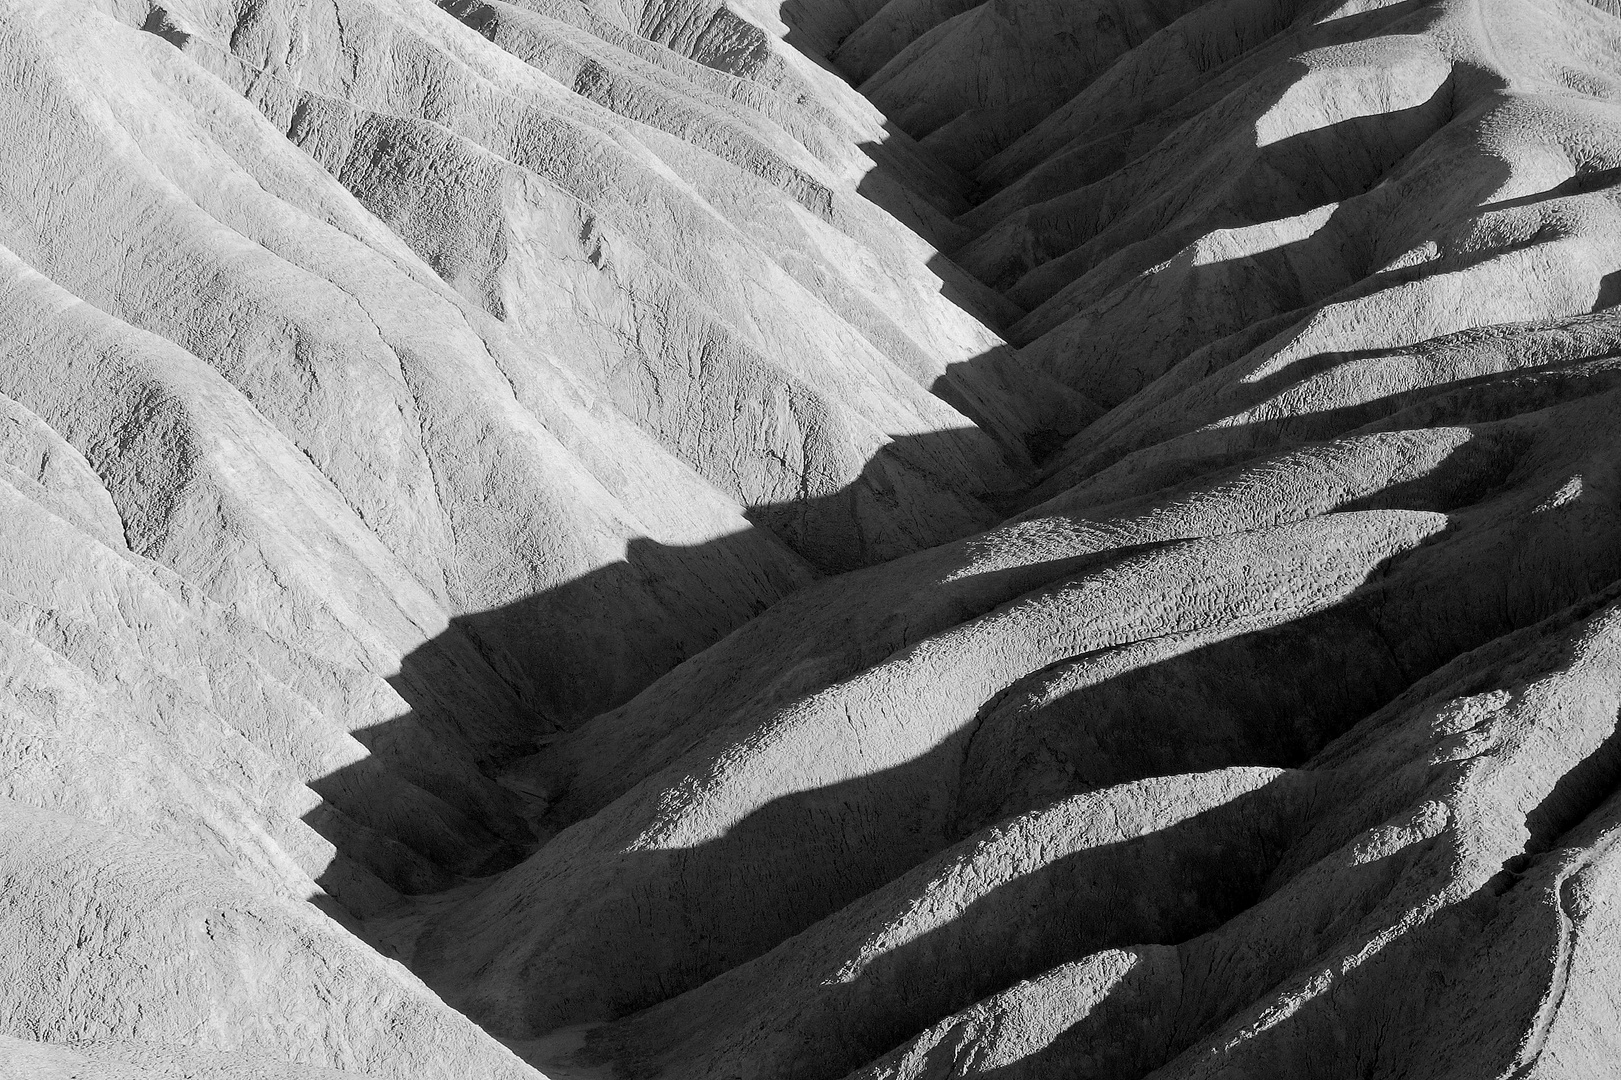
0;0;1054;1072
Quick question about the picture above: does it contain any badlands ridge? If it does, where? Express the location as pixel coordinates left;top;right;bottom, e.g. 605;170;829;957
5;0;1621;1074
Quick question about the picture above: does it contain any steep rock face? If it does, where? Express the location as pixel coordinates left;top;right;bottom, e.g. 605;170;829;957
9;0;1621;1075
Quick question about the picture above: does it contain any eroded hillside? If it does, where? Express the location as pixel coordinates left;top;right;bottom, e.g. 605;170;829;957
5;0;1621;1075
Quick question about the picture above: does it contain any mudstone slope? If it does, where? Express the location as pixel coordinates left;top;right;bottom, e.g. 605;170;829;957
5;0;1621;1075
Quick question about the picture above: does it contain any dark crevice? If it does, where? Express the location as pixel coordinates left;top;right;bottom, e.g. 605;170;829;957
140;6;191;48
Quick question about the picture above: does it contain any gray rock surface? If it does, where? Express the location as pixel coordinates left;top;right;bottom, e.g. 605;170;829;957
8;0;1621;1075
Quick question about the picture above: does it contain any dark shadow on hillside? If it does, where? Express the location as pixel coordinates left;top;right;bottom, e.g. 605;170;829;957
588;770;1319;1080
286;12;1621;1072
296;333;1621;1077
563;516;1621;1080
822;53;1517;489
1023;303;1621;513
909;105;1523;485
952;116;1621;506
969;69;1466;308
346;551;1408;1053
567;522;1621;1080
544;581;1409;1076
837;0;1452;249
294;411;1047;917
289;95;1618;1043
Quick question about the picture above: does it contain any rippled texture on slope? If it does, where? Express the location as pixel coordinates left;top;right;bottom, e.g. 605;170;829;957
0;0;1059;1071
